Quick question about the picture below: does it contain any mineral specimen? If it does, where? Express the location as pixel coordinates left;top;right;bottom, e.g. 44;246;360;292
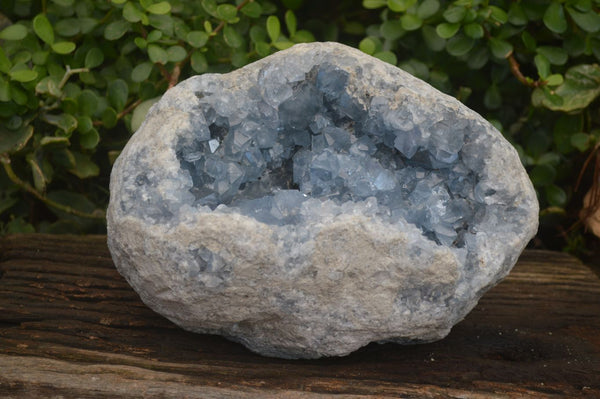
107;42;538;359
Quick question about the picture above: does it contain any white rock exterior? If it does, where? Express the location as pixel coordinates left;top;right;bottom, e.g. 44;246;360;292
107;42;538;359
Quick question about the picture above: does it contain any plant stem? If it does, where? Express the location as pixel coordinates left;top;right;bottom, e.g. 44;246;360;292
0;155;106;220
59;65;90;89
211;0;251;36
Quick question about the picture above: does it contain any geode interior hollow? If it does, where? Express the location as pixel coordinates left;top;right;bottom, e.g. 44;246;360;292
107;42;538;359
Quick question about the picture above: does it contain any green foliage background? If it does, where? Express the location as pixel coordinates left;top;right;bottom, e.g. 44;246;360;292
1;0;599;251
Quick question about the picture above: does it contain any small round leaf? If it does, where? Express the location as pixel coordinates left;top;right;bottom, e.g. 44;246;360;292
436;22;459;39
51;41;76;54
85;48;105;69
104;20;131;41
266;16;280;42
0;24;28;41
187;31;208;48
33;14;54;44
131;62;153;82
147;44;168;64
146;1;171;15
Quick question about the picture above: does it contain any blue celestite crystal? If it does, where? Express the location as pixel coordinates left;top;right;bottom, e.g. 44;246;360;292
108;42;539;359
172;59;487;246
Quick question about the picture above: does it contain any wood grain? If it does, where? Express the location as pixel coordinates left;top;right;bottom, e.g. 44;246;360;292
1;234;599;398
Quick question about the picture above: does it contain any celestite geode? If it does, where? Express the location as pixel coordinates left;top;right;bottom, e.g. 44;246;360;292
107;42;538;359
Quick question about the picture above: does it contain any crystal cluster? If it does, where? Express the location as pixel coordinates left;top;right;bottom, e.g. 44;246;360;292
108;42;538;359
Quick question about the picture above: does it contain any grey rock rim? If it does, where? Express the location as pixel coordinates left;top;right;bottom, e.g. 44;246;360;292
107;42;539;359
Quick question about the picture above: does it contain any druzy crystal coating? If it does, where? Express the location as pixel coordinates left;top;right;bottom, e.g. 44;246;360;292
108;43;538;359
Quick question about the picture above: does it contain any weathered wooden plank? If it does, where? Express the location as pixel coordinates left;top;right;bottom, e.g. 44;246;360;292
1;234;599;398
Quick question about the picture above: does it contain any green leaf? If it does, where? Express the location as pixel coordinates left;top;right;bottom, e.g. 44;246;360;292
273;40;294;50
58;113;78;134
51;41;76;54
543;2;567;34
266;16;280;42
102;107;118;128
255;41;271;57
359;38;377;55
223;25;243;48
508;3;528;25
77;115;93;134
187;31;208;48
0;48;11;73
201;0;218;16
131;96;161;132
387;0;416;13
400;14;422;31
487;6;508;24
374;51;397;65
546;74;564;86
0;77;10;101
463;23;483;39
85;48;104;69
0;124;33;154
285;10;297;36
5;217;35;234
292;30;315;43
131;61;153;82
521;31;536;51
79;18;99;34
33;14;54;44
381;20;404;40
436;22;460;39
545;185;567;207
46;190;98;223
250;26;267;43
241;2;262;18
148;44;168;64
68;152;99;178
446;34;474;57
108;79;128;112
167;45;187;62
566;6;600;33
40;136;70;147
488;38;513;59
27;156;47;193
77;90;99;116
530;164;556;186
146;1;171;15
0;24;28;41
362;0;386;9
217;4;237;21
537;65;600;112
123;2;145;23
55;18;80;37
536;152;560;165
79;128;99;149
417;0;440;20
147;30;162;42
484;84;501;109
536;46;568;65
9;69;38;83
571;132;590;151
135;37;148;49
443;6;466;23
534;54;551;79
104;20;130;41
553;115;581;154
191;51;208;73
422;25;445;51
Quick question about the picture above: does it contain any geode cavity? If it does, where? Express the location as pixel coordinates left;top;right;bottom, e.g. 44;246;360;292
107;42;538;359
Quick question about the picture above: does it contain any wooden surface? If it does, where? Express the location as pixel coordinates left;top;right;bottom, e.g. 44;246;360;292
0;234;599;398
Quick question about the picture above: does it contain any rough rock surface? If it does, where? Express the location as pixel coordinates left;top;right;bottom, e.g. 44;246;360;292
107;42;539;359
